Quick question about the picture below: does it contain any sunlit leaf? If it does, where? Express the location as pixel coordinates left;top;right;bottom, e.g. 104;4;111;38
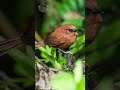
50;72;75;90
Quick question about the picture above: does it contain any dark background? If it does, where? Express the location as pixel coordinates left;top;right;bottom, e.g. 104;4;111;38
86;0;120;90
0;0;35;90
0;0;120;90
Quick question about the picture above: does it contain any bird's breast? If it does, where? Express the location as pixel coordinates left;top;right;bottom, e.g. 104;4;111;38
57;35;77;49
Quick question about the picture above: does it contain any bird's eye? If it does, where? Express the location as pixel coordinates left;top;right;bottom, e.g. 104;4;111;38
68;29;74;32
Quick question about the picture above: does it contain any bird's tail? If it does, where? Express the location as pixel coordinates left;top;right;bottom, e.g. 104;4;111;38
0;37;23;56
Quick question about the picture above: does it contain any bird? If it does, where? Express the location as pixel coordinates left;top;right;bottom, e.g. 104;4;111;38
36;24;78;54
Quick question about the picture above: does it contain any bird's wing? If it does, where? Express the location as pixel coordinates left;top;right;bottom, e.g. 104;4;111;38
44;31;66;47
44;36;65;47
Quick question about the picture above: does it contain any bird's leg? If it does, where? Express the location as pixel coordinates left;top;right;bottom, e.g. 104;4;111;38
65;53;75;71
58;48;75;70
56;48;59;58
58;48;72;54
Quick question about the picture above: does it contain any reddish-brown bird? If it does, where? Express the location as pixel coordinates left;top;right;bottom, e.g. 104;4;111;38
36;24;78;50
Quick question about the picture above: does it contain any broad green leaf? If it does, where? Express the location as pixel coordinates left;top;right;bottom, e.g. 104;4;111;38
50;72;75;90
52;60;62;70
73;60;83;83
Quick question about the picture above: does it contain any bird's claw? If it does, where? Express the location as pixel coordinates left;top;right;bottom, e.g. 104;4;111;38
58;48;72;54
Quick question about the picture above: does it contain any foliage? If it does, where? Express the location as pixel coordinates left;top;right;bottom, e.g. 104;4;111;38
0;37;34;88
38;45;65;70
37;0;85;66
50;60;85;90
0;0;34;89
9;46;35;87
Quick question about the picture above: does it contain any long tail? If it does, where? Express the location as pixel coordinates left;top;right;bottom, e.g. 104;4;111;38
0;37;23;56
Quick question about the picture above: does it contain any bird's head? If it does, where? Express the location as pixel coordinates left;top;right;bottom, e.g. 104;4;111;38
62;24;78;36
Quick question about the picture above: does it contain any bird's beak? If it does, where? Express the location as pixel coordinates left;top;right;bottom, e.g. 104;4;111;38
75;32;78;36
74;30;78;36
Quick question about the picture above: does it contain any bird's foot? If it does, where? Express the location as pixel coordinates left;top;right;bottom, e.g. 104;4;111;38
58;48;72;54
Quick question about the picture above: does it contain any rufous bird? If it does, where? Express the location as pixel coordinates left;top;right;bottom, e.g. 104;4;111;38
36;24;78;53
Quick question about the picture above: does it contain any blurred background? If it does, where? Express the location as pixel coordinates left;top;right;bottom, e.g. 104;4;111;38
1;0;120;90
86;0;120;90
0;0;34;90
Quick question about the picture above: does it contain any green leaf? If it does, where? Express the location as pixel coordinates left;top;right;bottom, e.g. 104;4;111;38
38;47;48;54
51;48;56;58
58;56;66;66
52;60;62;70
46;45;51;53
41;52;55;63
70;34;85;54
76;77;85;90
50;72;75;90
73;60;83;83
